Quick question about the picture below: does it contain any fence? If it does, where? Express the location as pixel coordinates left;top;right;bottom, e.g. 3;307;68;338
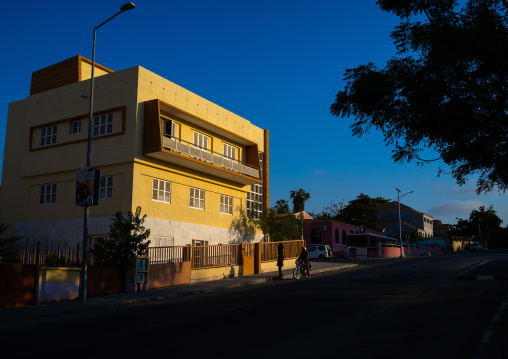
261;240;304;262
148;246;185;264
3;239;304;268
191;244;240;269
3;239;80;266
146;240;303;268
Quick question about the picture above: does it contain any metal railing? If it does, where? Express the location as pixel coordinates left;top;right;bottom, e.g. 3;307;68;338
148;246;185;264
191;244;240;269
162;135;260;179
2;239;81;266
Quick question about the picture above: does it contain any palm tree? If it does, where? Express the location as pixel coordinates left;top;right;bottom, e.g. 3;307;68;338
290;188;311;213
274;199;290;214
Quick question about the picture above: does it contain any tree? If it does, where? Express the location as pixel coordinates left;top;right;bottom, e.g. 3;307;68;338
450;205;503;247
314;194;388;231
258;209;301;241
102;206;151;268
274;199;291;214
290;188;311;213
312;200;345;219
331;0;508;194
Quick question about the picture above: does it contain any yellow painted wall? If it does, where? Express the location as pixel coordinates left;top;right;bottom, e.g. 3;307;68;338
80;61;111;81
132;161;254;231
191;265;241;282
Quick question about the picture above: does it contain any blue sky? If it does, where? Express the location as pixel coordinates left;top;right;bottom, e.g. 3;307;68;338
1;0;506;225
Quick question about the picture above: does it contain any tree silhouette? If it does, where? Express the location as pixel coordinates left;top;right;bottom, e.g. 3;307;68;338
290;188;311;213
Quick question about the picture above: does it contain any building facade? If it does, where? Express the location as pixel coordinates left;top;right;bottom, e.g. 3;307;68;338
303;219;389;258
377;201;434;238
0;56;268;247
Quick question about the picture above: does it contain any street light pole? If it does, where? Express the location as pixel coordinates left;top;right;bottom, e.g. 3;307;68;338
80;2;136;304
395;188;413;258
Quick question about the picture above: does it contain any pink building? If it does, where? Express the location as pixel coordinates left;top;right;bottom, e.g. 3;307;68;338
303;219;393;258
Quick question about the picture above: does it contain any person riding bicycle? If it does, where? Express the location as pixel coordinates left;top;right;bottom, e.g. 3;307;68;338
298;246;311;278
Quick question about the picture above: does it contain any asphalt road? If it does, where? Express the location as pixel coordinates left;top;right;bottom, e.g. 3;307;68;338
2;251;508;359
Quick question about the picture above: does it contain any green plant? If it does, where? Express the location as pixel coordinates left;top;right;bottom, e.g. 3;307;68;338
103;206;151;268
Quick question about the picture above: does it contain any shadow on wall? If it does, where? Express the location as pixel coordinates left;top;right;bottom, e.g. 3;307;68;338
228;206;257;243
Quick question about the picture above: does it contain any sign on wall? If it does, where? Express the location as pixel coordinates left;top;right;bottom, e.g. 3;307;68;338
76;167;100;207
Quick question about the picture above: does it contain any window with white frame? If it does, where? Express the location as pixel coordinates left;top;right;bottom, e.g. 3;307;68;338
193;131;209;150
152;236;174;247
93;113;114;137
223;143;236;160
40;125;58;147
220;194;233;215
39;183;57;205
99;176;113;200
152;178;171;203
162;120;176;138
247;184;263;219
70;121;81;134
189;187;205;209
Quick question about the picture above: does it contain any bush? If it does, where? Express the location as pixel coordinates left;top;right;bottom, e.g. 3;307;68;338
103;206;151;268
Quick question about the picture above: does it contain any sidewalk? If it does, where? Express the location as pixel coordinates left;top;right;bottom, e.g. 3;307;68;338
0;259;357;324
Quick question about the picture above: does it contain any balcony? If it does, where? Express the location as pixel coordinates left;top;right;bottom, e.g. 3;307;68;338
162;135;260;179
143;99;262;185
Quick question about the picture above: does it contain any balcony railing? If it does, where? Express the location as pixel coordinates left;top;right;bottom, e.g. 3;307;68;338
162;135;260;179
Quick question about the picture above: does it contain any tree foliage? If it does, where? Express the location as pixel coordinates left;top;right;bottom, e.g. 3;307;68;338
313;193;389;231
450;205;503;246
274;199;291;214
331;0;508;193
103;206;151;268
290;188;311;213
258;209;302;241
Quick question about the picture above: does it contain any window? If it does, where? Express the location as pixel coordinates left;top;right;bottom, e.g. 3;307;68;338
335;229;340;245
99;176;114;200
220;194;233;215
152;178;171;203
193;131;208;150
189;187;205;209
40;125;57;147
93;113;113;137
310;228;321;244
39;184;57;205
342;230;347;245
70;121;81;134
162;120;176;138
223;143;236;160
152;236;174;247
247;184;263;218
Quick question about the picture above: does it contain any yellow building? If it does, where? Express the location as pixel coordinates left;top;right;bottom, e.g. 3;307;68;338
0;56;269;247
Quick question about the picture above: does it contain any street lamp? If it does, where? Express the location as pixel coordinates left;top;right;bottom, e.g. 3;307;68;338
395;188;413;258
80;2;136;304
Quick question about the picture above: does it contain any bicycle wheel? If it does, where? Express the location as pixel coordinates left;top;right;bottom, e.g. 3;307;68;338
293;266;301;280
